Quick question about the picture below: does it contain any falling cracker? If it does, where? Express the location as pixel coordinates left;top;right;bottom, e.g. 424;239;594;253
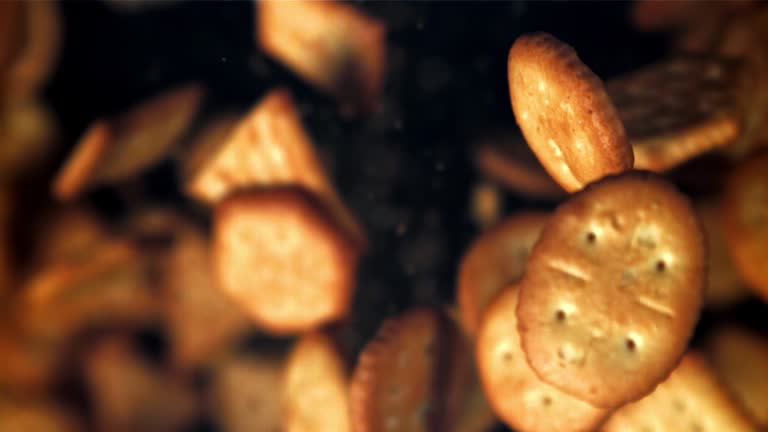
477;285;608;432
457;211;549;337
601;352;758;432
517;172;705;408
257;0;386;114
163;225;251;371
473;133;565;200
182;89;366;249
0;400;82;432
722;152;768;301
212;186;360;335
53;83;204;201
708;326;768;427
607;55;745;172
84;338;199;432
508;33;633;192
212;354;283;432
282;331;352;432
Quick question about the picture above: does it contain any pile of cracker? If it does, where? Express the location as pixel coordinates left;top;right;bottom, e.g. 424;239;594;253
0;1;766;431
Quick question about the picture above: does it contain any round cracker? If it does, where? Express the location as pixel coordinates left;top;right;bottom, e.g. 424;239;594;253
722;152;768;300
282;331;351;432
213;186;360;335
517;171;705;408
477;285;608;432
457;211;549;337
507;32;633;192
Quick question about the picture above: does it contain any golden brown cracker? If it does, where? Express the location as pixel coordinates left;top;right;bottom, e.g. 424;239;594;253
213;186;360;335
473;133;565;200
722;152;768;300
517;172;705;408
601;352;758;432
257;0;386;114
607;56;744;171
508;32;633;192
212;354;283;432
164;226;250;370
477;286;608;432
183;88;366;249
282;331;351;432
708;326;768;427
457;211;549;337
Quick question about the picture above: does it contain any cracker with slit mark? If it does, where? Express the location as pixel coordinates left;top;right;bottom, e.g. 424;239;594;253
508;32;633;192
607;56;745;171
282;331;352;432
477;285;608;432
457;211;549;337
213;186;360;335
517;172;705;408
601;352;757;432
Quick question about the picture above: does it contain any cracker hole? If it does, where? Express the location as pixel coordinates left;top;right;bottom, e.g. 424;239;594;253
656;260;666;272
691;423;703;432
585;231;596;243
625;338;637;352
673;400;685;412
542;396;552;406
501;351;512;363
555;309;566;322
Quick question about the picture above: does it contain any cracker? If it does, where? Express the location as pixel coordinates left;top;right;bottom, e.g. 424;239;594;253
722;152;768;300
183;88;366;249
607;56;744;171
517;172;705;408
508;32;633;192
164;226;250;370
212;354;283;432
708;326;768;427
473;133;565;200
0;400;82;432
696;201;751;306
350;307;463;432
213;186;360;335
257;0;386;114
601;352;757;431
477;285;608;432
457;211;549;337
282;331;351;432
53;84;203;200
85;338;199;432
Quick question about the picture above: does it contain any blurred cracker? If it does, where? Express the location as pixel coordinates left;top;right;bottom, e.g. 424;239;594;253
84;337;199;432
212;353;282;432
708;326;768;427
473;133;565;200
607;55;744;171
183;89;366;249
457;211;549;337
477;286;608;432
53;84;204;201
212;186;360;335
282;331;351;432
601;352;757;431
163;225;250;370
0;400;82;432
257;0;386;114
722;152;768;300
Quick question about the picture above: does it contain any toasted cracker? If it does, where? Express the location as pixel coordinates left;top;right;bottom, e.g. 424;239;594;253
213;186;360;335
212;354;283;432
53;84;203;200
85;338;199;432
722;152;768;300
508;32;633;192
696;201;751;306
607;56;744;171
282;331;351;432
0;400;81;432
183;88;366;249
477;285;608;432
517;172;705;408
601;352;757;431
257;0;386;114
164;226;250;370
473;133;565;200
457;211;549;337
708;326;768;426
